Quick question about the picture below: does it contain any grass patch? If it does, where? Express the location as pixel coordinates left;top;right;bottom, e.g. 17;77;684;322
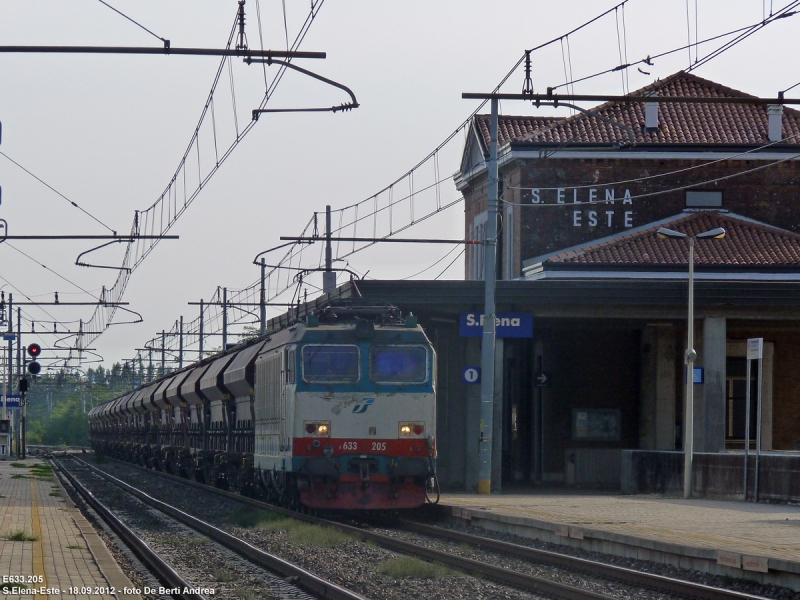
49;492;62;497
288;523;350;548
211;567;237;582
228;507;283;528
254;517;296;532
251;516;352;548
30;464;53;474
67;545;85;550
456;542;473;554
10;462;28;468
5;529;39;542
377;556;453;580
288;522;352;548
11;474;29;479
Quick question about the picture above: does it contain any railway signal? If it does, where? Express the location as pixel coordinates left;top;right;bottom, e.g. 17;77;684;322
27;343;41;375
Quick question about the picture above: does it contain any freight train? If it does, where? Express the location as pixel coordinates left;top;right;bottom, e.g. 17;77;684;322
88;302;438;510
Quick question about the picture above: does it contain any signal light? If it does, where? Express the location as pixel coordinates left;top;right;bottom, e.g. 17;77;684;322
27;343;42;375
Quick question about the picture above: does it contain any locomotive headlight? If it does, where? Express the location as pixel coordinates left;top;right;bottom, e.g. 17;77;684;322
399;422;425;436
304;421;331;437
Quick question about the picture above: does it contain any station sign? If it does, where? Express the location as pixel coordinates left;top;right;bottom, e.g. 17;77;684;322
459;312;533;338
1;395;21;409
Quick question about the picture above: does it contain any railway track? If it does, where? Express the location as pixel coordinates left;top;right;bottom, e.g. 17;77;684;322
394;519;768;600
66;454;770;600
55;456;366;600
54;459;207;600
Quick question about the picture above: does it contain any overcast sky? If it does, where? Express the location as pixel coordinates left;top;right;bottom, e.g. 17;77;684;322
1;0;798;370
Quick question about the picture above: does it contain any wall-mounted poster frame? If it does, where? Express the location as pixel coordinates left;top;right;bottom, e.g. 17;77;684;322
572;408;621;441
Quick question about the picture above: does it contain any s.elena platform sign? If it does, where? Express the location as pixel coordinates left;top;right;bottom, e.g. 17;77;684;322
460;312;533;338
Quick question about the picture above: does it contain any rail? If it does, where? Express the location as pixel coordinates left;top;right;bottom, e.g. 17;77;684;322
52;458;206;600
59;456;367;600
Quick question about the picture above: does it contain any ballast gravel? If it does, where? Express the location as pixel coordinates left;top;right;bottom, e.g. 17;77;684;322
70;457;706;600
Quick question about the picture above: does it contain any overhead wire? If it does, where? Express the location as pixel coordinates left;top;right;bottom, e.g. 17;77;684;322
434;248;465;280
686;0;693;65
401;245;461;280
550;16;785;92
95;0;169;46
125;1;685;366
67;0;327;365
502;131;800;193
0;151;116;234
2;243;100;299
687;0;800;72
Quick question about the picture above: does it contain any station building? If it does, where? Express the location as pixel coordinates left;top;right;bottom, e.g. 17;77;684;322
329;72;800;496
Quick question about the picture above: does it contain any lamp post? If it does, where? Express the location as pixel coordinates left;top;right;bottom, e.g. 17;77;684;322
657;226;725;499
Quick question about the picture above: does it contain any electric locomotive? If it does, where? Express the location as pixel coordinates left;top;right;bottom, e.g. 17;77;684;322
89;302;438;510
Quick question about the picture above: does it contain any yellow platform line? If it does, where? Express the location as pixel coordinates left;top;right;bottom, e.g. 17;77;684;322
30;476;49;599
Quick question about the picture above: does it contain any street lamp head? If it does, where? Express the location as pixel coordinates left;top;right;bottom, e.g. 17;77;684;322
696;227;726;240
657;227;687;239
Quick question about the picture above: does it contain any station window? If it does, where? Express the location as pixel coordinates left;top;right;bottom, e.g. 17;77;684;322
302;345;359;383
370;346;427;384
686;190;722;208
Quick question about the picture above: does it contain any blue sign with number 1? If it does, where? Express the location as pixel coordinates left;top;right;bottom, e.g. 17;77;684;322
463;367;481;384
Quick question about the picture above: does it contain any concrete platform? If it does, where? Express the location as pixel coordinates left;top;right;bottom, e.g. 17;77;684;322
441;491;800;591
0;458;141;599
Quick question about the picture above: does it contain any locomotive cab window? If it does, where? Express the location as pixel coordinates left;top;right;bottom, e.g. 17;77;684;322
302;345;360;383
370;346;427;384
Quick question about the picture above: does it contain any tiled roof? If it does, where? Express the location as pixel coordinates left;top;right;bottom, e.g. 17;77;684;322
545;212;800;267
475;116;560;149
475;72;800;147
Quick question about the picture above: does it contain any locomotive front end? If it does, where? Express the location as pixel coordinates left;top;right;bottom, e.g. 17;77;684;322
290;312;436;510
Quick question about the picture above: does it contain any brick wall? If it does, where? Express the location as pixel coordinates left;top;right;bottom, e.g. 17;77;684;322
462;156;800;275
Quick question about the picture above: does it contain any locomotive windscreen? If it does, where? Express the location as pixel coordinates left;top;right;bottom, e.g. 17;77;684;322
370;346;427;383
302;345;360;383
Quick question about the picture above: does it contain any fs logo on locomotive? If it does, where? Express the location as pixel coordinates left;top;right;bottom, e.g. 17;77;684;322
352;398;375;413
